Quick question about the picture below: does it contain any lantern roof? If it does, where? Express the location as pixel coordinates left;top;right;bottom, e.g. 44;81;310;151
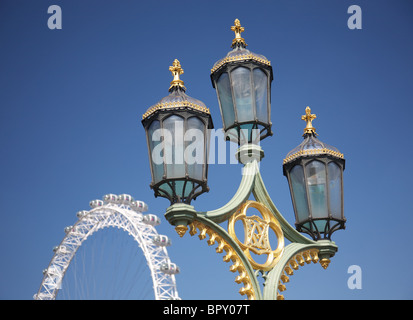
142;59;211;121
211;19;272;75
283;107;344;165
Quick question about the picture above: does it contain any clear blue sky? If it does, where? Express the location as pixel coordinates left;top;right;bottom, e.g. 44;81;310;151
1;0;412;300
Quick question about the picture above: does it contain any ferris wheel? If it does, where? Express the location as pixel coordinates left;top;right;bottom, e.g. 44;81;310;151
34;194;180;300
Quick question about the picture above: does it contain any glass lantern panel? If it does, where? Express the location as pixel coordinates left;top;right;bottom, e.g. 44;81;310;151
253;68;268;123
163;115;185;179
185;117;205;181
184;181;193;197
216;72;235;129
239;123;254;143
174;180;185;198
147;120;163;184
305;160;328;219
159;182;173;198
290;165;310;223
314;220;328;234
232;67;253;123
328;162;343;219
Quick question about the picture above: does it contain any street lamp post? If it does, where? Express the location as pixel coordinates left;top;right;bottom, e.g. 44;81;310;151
141;19;346;300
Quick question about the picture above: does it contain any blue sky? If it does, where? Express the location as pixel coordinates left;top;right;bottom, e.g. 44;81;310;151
1;0;412;300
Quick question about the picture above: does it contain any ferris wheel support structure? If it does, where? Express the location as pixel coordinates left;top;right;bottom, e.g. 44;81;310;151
34;194;180;300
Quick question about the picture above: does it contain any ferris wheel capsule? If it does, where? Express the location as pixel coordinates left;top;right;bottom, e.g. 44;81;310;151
89;199;104;208
64;226;73;234
44;265;62;276
130;200;148;212
53;245;68;254
143;214;161;226
76;210;89;219
118;194;134;204
152;235;172;247
160;262;180;275
103;194;118;203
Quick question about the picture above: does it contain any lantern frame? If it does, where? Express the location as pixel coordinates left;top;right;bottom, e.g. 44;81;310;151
142;60;213;205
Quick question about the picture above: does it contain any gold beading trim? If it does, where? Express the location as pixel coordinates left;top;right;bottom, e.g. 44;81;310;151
277;249;321;300
211;54;271;74
283;148;344;164
188;220;257;300
142;100;210;120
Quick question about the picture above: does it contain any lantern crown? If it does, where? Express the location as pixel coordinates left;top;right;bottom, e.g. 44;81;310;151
283;107;344;166
211;19;271;75
142;59;211;124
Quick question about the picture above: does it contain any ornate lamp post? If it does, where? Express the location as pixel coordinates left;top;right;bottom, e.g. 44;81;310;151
141;20;346;300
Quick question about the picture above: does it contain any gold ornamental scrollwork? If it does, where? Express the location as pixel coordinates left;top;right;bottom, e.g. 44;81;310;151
228;201;285;271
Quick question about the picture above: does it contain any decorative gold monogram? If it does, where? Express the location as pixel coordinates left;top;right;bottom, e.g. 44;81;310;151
228;201;284;271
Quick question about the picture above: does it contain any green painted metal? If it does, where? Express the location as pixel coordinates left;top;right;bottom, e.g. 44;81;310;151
263;241;338;300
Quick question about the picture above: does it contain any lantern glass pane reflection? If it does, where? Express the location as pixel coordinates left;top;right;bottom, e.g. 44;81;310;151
185;116;205;181
305;160;328;220
164;115;185;179
253;68;268;123
232;67;253;123
148;120;162;184
216;72;235;129
328;162;342;219
290;165;309;223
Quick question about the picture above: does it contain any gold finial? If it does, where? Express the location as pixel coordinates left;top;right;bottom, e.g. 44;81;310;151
301;106;317;135
231;19;247;48
169;59;186;91
320;258;331;270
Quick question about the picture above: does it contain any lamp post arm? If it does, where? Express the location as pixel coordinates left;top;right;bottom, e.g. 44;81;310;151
199;160;258;224
189;214;263;300
262;241;338;300
253;169;315;245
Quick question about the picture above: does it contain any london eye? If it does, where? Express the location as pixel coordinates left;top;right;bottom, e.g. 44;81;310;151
34;194;180;300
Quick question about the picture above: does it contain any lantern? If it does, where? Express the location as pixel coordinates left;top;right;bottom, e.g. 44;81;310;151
142;59;213;204
283;107;346;240
210;19;273;145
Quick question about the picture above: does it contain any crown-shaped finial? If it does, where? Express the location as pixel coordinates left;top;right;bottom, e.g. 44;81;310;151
231;19;247;48
301;106;317;136
169;59;186;92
